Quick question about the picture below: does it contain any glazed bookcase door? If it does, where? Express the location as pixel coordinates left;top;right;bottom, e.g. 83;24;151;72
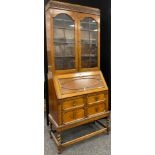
78;14;100;71
51;9;78;73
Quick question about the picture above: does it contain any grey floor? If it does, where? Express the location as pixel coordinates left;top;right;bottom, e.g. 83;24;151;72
44;116;111;155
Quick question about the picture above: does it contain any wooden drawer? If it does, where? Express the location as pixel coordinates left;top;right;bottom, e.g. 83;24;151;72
87;92;105;104
63;108;85;124
63;97;84;110
87;103;105;116
63;111;74;124
76;108;85;120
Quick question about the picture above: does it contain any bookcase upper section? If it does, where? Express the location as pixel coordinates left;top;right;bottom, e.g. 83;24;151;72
46;1;101;74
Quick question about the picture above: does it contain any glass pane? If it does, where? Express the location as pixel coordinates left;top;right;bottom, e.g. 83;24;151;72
54;14;65;20
90;44;97;56
64;14;72;21
81;44;90;57
90;44;97;68
54;43;65;57
81;44;90;68
80;17;98;68
54;19;64;28
90;31;98;44
90;23;98;31
65;44;75;57
81;44;98;68
54;28;65;42
55;58;64;70
65;29;74;43
81;30;89;44
63;57;75;69
89;18;96;23
80;22;89;30
81;57;90;68
53;14;75;70
64;20;74;29
82;18;90;22
90;57;97;67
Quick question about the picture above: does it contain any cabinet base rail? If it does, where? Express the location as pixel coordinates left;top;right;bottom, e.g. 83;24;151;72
49;118;110;154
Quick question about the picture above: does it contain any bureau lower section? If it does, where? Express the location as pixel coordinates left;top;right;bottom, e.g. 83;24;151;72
48;91;110;154
47;71;110;153
57;91;109;126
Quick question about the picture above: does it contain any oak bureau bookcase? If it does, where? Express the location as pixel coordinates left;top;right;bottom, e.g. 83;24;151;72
45;0;110;153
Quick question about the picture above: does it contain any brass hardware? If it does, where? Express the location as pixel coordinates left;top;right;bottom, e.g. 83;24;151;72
95;96;99;101
73;101;77;106
95;107;98;112
71;111;76;119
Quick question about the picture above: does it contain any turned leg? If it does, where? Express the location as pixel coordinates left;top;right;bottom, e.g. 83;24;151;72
106;117;110;135
49;122;52;138
57;132;62;154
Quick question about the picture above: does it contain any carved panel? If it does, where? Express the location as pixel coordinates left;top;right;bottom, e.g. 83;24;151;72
58;74;104;95
46;0;100;15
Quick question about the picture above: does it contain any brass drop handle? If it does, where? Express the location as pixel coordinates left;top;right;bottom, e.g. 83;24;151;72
95;96;99;101
95;107;98;112
71;111;76;119
73;101;77;106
